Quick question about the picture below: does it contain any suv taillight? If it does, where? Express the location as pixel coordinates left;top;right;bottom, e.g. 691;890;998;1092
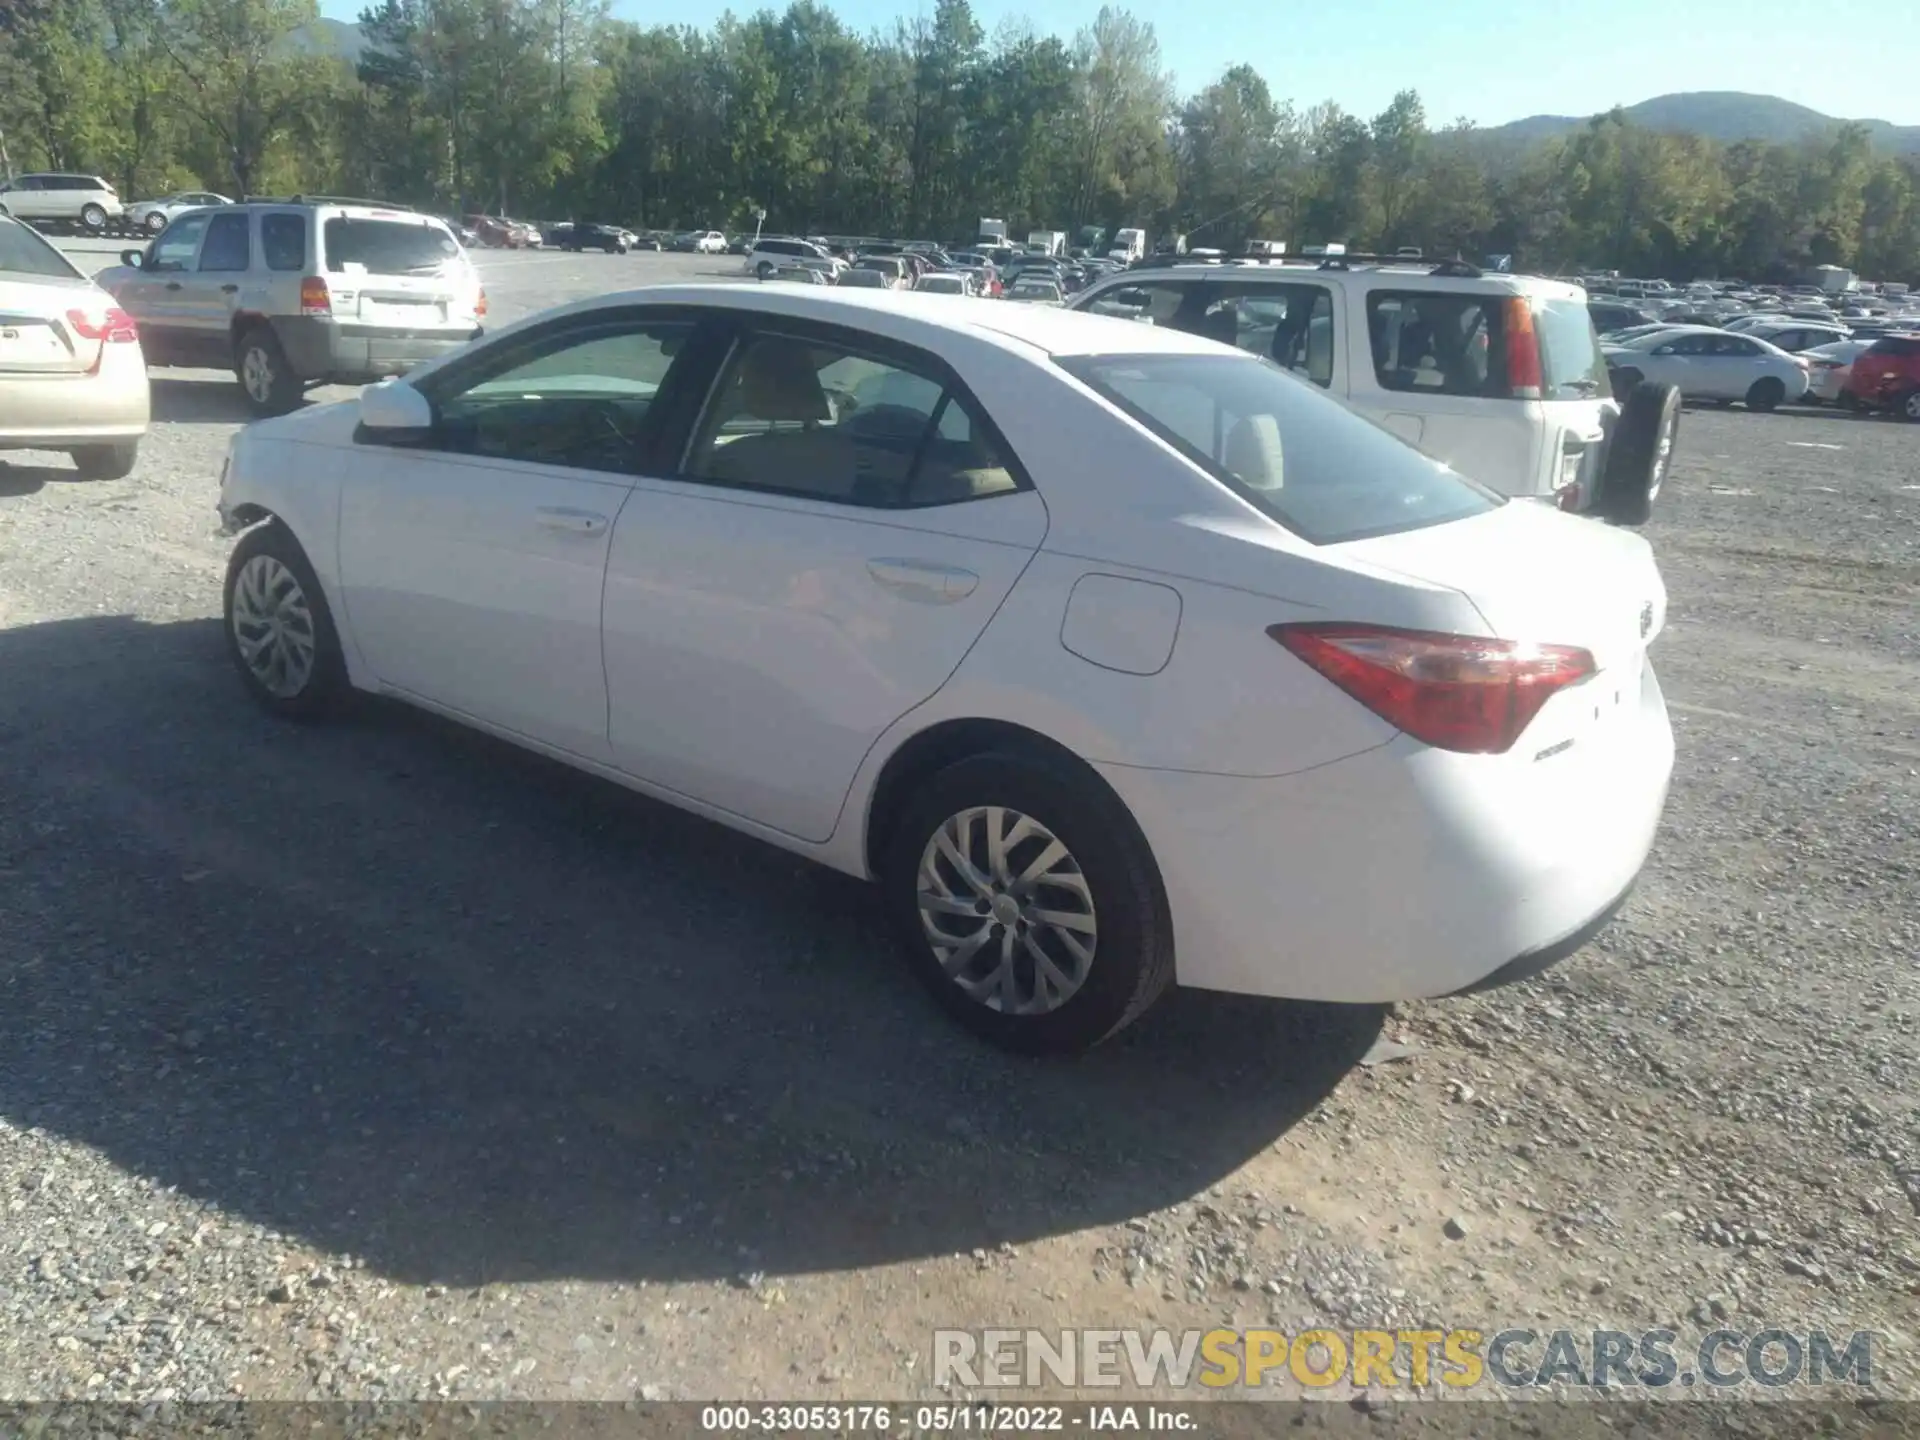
67;307;139;343
1269;623;1595;754
1503;297;1544;400
299;277;331;316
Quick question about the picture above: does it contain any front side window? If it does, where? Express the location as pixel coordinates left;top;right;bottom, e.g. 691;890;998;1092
430;320;693;473
197;211;251;272
1059;352;1499;545
684;333;1018;507
1711;335;1759;357
151;212;211;272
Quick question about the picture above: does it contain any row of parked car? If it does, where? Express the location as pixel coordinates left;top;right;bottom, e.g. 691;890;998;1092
739;234;1137;306
1584;280;1920;418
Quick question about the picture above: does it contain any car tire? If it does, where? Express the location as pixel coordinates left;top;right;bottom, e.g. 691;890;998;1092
234;326;302;417
1599;380;1681;527
1838;390;1863;412
222;522;348;721
1610;367;1643;403
1898;389;1920;423
80;203;108;231
145;211;170;234
756;260;775;280
1745;377;1786;412
68;440;139;481
880;751;1175;1055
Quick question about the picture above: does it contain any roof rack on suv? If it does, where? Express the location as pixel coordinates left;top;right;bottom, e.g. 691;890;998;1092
1134;249;1486;279
240;194;419;211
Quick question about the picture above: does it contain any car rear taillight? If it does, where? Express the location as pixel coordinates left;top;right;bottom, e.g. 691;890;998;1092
475;287;487;318
1503;297;1543;400
300;276;331;316
67;307;139;343
1268;623;1596;755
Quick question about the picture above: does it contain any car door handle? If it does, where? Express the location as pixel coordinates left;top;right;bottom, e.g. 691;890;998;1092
534;506;609;535
867;558;978;603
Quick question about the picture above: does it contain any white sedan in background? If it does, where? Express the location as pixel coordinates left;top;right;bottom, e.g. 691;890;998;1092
1604;325;1809;410
1799;339;1876;405
126;190;232;235
214;285;1674;1054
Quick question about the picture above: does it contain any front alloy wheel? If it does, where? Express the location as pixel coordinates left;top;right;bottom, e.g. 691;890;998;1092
230;553;317;699
917;806;1097;1016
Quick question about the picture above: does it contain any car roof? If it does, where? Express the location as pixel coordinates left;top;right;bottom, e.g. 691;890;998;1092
528;283;1231;359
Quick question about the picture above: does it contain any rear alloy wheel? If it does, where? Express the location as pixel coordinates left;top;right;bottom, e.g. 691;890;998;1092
1900;389;1920;423
235;327;302;417
223;523;347;720
756;260;775;280
69;440;139;481
1599;380;1681;527
146;211;170;234
1745;376;1786;412
79;202;108;231
882;752;1173;1054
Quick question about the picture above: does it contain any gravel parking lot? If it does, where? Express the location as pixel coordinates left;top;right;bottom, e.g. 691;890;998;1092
2;245;1916;1409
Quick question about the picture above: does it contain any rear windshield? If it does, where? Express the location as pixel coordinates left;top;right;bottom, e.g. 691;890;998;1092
1533;298;1611;397
0;218;80;279
321;218;460;275
1059;352;1500;545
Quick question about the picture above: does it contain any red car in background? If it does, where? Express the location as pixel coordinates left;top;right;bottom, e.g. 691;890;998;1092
1841;334;1920;421
464;215;519;248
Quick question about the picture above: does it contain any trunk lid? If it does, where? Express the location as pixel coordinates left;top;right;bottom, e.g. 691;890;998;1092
1330;499;1666;754
0;278;101;375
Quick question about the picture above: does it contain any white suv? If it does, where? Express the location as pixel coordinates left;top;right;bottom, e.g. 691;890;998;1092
1072;254;1677;525
0;173;124;233
745;236;844;280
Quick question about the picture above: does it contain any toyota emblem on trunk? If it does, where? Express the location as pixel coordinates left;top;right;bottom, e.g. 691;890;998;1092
1639;602;1654;639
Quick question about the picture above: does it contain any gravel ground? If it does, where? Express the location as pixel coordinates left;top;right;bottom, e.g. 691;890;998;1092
1;249;1916;1415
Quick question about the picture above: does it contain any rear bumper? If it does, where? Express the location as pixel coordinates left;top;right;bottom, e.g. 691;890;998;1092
0;352;150;447
270;317;483;385
1094;661;1674;1003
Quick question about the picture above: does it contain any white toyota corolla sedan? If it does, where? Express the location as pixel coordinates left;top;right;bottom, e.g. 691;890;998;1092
216;285;1675;1054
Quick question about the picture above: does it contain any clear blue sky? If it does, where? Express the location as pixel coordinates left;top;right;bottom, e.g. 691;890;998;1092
316;0;1918;129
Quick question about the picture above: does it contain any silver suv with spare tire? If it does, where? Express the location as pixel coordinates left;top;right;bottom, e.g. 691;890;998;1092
1072;250;1677;526
96;196;485;415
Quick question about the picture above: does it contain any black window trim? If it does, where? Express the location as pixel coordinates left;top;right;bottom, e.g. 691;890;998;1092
369;304;727;475
667;312;1035;512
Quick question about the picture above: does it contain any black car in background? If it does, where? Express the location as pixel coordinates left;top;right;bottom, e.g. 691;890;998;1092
563;222;631;254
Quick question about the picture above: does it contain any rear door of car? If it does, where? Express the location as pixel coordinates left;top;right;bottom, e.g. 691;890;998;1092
601;313;1049;842
178;209;254;365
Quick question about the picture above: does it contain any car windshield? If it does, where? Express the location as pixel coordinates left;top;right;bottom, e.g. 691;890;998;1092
0;217;81;279
323;217;460;274
1059;352;1500;545
1533;298;1611;397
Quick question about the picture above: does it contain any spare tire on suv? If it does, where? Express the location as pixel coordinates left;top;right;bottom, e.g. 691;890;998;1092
1599;380;1680;527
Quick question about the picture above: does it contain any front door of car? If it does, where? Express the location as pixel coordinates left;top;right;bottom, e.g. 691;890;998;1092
602;322;1048;843
119;211;214;362
338;309;711;761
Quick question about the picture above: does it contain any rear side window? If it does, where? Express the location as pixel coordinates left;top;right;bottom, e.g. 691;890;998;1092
321;218;459;274
1367;292;1502;397
261;214;306;271
1060;352;1500;545
0;217;81;278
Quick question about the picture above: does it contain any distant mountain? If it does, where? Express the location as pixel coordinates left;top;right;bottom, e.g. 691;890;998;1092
1480;91;1920;155
285;16;369;63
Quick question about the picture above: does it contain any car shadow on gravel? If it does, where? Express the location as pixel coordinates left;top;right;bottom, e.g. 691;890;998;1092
0;614;1381;1288
148;377;259;424
0;460;62;496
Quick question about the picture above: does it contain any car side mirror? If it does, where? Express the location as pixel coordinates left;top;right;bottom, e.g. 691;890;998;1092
356;380;433;445
122;248;146;269
1651;345;1675;356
